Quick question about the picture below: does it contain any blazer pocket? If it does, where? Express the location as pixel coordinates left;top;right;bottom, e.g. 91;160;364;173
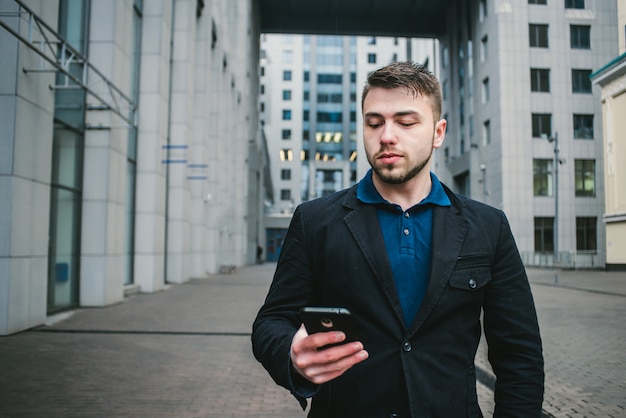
449;255;491;291
455;252;491;269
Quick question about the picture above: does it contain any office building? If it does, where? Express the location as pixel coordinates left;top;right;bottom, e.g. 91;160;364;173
0;0;263;335
591;1;626;270
436;0;618;268
259;34;437;261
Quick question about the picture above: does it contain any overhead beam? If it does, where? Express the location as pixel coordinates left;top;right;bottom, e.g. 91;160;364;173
260;14;443;38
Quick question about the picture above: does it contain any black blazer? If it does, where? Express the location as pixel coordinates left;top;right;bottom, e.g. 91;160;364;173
252;182;544;417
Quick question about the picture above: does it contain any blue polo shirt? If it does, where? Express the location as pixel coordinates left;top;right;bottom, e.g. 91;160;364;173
356;170;451;326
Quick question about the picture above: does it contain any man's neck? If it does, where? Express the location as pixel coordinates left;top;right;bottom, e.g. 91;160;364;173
372;172;432;211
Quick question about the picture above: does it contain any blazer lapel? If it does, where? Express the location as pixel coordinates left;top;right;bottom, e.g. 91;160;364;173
343;198;406;328
408;202;468;335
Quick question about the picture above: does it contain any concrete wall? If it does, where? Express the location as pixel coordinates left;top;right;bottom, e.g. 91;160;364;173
0;0;57;334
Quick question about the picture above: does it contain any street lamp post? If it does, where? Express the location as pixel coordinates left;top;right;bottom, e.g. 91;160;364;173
479;163;487;200
547;132;559;266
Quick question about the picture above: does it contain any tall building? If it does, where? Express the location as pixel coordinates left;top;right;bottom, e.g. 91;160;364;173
0;0;263;335
259;34;437;261
591;0;626;270
436;0;618;268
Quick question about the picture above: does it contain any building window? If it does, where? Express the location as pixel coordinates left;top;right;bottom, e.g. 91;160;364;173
570;25;591;49
533;159;553;196
368;36;376;45
282;109;292;120
532;113;552;138
572;69;592;93
454;171;470;196
318;74;342;84
280;169;291;180
479;0;487;22
482;77;490;103
576;217;597;251
260;102;265;112
573;114;594;139
575;159;595;196
529;0;547;4
282;50;293;63
317;93;343;103
480;36;488;62
442;79;449;100
442;46;449;68
317;112;342;123
279;149;293;162
282;90;291;101
565;0;584;9
280;189;291;201
530;68;550;92
534;217;554;253
483;120;491;145
281;129;291;140
282;70;292;81
260;84;265;94
529;24;549;48
367;53;376;64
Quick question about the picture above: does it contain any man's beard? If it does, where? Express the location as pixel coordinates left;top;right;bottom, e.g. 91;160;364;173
368;143;434;185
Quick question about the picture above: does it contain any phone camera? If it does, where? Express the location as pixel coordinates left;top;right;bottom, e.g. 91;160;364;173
321;318;334;328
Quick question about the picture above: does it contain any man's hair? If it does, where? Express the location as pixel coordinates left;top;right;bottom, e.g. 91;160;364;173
362;61;443;121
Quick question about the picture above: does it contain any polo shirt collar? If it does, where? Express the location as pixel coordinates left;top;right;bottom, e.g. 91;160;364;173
357;169;451;209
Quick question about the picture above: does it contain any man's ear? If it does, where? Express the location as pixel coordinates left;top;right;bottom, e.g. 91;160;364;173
433;119;446;149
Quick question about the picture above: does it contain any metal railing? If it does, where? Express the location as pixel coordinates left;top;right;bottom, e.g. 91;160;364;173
0;0;136;127
521;251;604;269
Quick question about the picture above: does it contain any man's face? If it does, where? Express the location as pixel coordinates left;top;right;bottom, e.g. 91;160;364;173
363;87;446;185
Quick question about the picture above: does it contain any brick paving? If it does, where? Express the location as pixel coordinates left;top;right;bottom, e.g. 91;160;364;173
0;263;624;417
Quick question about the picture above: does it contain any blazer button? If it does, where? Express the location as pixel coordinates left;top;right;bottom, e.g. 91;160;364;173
403;342;412;352
390;414;399;418
468;278;477;289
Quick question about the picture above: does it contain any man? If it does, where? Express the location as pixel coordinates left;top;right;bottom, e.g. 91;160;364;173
252;61;544;417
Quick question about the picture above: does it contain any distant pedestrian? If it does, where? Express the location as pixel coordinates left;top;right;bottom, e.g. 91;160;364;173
252;61;544;417
257;244;264;264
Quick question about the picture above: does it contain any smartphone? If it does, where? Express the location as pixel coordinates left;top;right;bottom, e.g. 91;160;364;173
299;307;358;349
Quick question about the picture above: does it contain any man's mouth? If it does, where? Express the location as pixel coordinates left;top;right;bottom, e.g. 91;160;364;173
378;152;401;165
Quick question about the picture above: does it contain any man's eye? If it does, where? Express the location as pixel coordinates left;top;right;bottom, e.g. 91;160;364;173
367;122;382;128
399;122;416;127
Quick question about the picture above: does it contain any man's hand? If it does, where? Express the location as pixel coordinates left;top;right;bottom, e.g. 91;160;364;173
290;324;369;385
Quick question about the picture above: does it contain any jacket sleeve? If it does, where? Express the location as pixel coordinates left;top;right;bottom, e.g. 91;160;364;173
483;210;545;416
251;206;318;409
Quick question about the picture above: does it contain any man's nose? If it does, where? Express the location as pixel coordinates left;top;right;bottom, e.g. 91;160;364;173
380;122;397;143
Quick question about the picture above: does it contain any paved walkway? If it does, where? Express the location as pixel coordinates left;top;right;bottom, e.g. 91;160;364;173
0;263;624;417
